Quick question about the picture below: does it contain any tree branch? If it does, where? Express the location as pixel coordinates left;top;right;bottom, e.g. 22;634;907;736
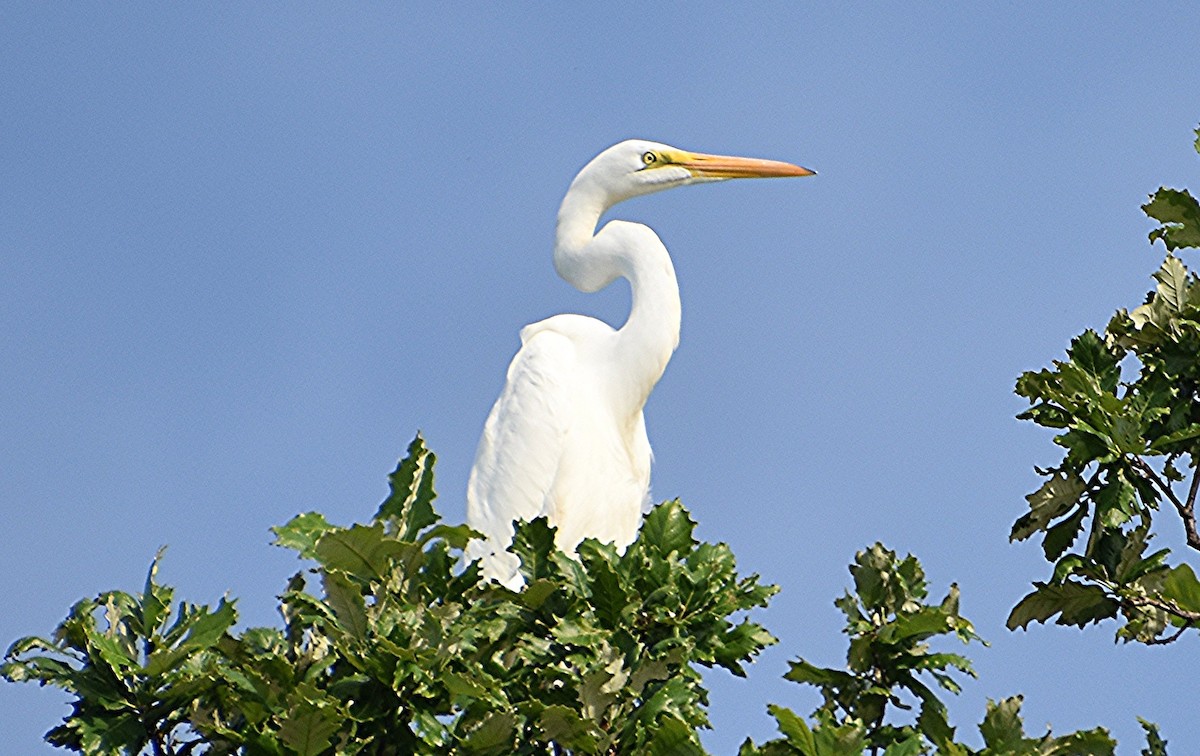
1131;457;1200;551
1144;622;1192;646
1122;593;1200;639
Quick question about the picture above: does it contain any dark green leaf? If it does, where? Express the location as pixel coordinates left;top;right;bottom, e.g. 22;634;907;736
882;735;924;756
419;522;479;549
637;499;697;558
460;711;516;755
375;434;440;541
588;557;629;628
1150;422;1200;450
1042;506;1087;561
178;597;237;651
877;606;950;644
917;696;954;748
1053;728;1117;755
536;705;599;752
766;704;815;750
1007;581;1118;630
1139;717;1168;756
784;659;855;689
278;696;344;756
511;517;556;583
141;547;171;639
646;715;705;756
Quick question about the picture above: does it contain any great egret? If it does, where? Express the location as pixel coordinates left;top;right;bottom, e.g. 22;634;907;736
466;139;814;588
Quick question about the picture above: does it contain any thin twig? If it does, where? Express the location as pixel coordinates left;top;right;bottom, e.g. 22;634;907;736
1145;622;1193;646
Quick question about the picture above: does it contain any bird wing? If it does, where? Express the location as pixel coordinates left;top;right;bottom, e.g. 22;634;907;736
467;316;604;547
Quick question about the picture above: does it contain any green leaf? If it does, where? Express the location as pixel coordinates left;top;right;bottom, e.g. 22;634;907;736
1041;506;1087;561
272;511;335;560
419;522;479;549
375;433;440;540
1094;470;1137;531
714;620;777;677
1007;581;1119;630
1068;329;1121;390
978;696;1027;750
766;704;815;750
1139;717;1168;756
784;658;856;689
278;695;344;756
1160;563;1200;614
1154;254;1193;309
1050;728;1117;755
511;517;557;582
1011;472;1087;542
536;705;599;752
810;712;868;755
460;711;516;755
1145;190;1200;250
322;571;368;640
916;695;954;748
646;715;705;756
637;499;697;558
882;735;924;756
520;578;559;610
315;523;411;583
1153;422;1200;451
178;597;237;651
141;547;172;639
877;606;951;644
587;555;629;628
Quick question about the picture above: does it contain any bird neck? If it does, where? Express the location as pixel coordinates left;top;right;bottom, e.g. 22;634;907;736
554;186;681;416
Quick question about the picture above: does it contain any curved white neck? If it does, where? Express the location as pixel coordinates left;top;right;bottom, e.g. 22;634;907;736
554;184;681;415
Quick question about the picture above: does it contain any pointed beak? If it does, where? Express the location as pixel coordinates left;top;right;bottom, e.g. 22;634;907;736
673;150;816;179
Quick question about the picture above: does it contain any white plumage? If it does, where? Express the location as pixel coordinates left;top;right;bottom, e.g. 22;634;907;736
466;140;813;588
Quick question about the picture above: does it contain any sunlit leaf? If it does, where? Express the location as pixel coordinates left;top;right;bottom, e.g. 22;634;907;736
1144;191;1200;250
1160;563;1200;614
272;512;334;560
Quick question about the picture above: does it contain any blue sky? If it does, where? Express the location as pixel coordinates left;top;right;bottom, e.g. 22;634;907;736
4;4;1200;752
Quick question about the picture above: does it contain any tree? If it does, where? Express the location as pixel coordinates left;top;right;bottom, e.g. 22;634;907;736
1;437;1158;754
1009;127;1200;645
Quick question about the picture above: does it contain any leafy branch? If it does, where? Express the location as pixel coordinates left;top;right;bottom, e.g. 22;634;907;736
4;438;1169;753
740;545;1125;756
1010;126;1200;644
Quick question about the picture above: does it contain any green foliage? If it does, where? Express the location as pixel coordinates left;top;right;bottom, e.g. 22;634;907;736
1011;126;1200;644
1141;718;1168;756
739;546;1117;756
4;435;776;754
1142;127;1200;251
1;548;236;755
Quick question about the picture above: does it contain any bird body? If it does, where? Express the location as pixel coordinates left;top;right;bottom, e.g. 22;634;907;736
467;140;812;588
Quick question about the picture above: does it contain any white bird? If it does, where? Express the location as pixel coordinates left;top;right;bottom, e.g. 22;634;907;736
466;139;814;588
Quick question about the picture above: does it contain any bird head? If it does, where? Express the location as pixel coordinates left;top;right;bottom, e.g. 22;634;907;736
572;139;815;207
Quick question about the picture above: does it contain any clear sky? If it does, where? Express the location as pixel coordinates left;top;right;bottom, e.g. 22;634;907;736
3;4;1199;752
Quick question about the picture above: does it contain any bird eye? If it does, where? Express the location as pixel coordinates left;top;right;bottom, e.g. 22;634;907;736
642;151;657;166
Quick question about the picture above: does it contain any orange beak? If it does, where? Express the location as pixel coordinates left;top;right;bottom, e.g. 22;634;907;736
674;150;816;178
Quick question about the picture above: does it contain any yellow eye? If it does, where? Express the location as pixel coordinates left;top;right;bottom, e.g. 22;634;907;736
642;151;657;166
